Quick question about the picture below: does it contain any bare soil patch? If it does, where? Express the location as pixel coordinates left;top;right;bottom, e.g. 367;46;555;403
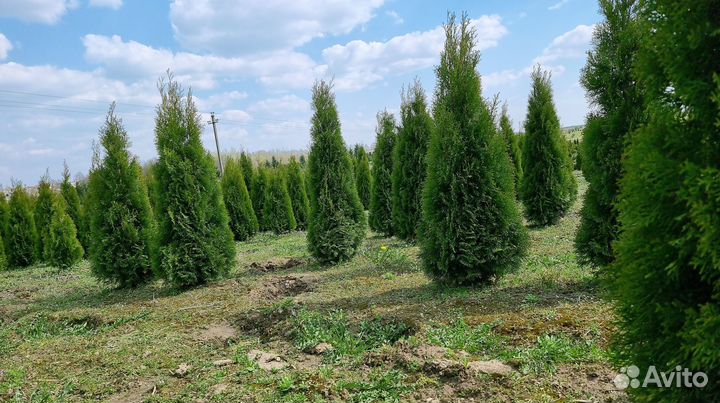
193;323;238;345
247;258;304;274
253;275;315;300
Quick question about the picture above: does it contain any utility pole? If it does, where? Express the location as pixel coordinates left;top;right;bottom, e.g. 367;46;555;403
208;112;223;176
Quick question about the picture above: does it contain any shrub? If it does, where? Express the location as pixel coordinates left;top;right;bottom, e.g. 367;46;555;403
286;157;310;230
392;80;432;241
45;197;83;269
6;184;39;267
86;105;156;287
60;162;86;254
369;111;396;236
421;14;527;285
307;80;366;264
239;152;255;200
499;105;522;196
610;1;720;402
153;75;235;288
221;157;258;241
262;169;296;234
34;175;55;260
0;191;9;236
354;146;372;210
520;67;577;226
0;230;6;270
575;0;644;267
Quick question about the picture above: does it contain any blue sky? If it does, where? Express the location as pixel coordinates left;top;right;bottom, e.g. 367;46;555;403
0;0;600;185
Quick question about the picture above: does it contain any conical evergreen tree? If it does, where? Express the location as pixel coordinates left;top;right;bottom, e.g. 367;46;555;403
221;157;258;241
263;169;296;234
286;157;310;230
499;106;522;196
87;105;156;287
611;1;720;402
520;67;577;226
34;175;55;260
239;152;255;200
45;196;83;269
354;146;372;210
60;162;86;254
575;0;643;267
252;166;269;231
392;81;432;240
369;111;396;235
421;14;527;285
307;80;366;263
153;75;235;288
6;184;38;267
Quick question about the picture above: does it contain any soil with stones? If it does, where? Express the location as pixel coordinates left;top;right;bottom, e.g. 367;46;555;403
254;275;315;300
247;258;304;274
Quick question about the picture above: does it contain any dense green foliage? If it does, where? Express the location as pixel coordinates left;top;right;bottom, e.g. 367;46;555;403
153;77;235;288
392;81;432;241
286;157;310;230
45;197;83;269
421;14;527;285
34;176;55;260
239;152;255;201
60;163;86;254
610;1;720;402
369;111;396;235
307;80;366;264
262;170;297;234
87;106;156;288
252;166;269;231
520;68;577;226
0;230;5;270
499;106;522;196
6;184;38;267
354;146;372;210
221;157;258;241
575;0;643;267
0;192;8;243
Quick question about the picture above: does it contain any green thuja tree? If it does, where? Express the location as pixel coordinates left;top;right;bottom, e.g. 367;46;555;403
287;157;310;230
239;152;255;200
354;146;372;210
45;196;83;269
392;81;432;241
262;169;296;234
307;80;366;263
0;231;6;270
252;166;269;231
499;105;522;196
421;14;527;285
575;0;643;267
153;76;235;288
34;175;55;259
520;67;577;226
60;162;86;254
610;1;720;402
221;157;258;241
87;105;156;287
6;184;38;267
369;111;396;235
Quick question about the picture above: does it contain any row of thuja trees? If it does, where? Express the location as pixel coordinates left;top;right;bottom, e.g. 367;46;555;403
0;166;85;271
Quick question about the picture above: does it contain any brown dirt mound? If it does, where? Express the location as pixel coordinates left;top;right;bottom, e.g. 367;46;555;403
247;258;304;274
255;275;315;300
193;323;238;345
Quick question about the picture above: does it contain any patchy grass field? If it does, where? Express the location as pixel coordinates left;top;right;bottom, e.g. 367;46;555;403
0;175;624;403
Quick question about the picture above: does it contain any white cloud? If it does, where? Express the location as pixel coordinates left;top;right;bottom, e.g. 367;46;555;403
322;15;508;91
0;0;77;24
248;95;309;116
169;0;384;55
385;10;403;24
534;24;594;64
0;34;12;60
548;0;571;11
82;34;324;90
88;0;122;9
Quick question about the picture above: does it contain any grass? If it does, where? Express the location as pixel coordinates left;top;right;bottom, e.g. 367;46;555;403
0;173;623;402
